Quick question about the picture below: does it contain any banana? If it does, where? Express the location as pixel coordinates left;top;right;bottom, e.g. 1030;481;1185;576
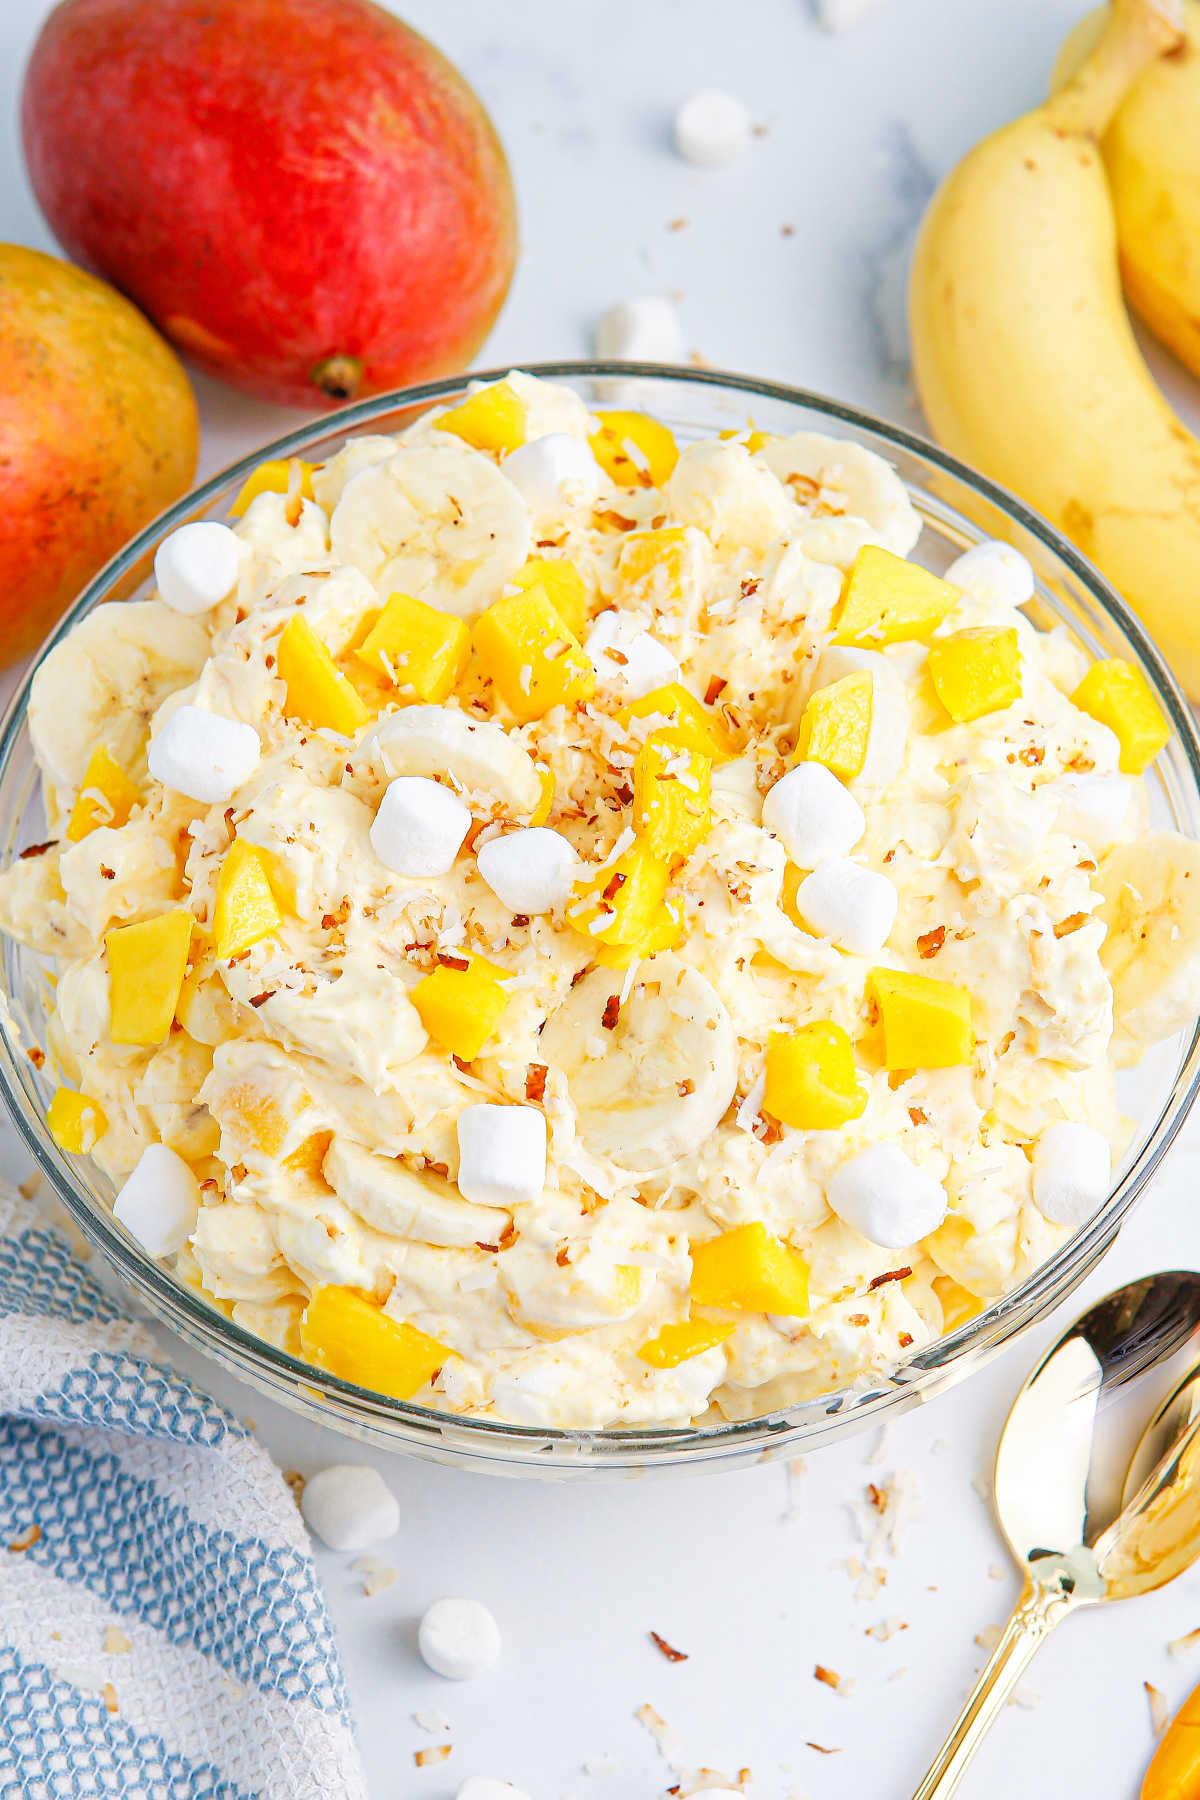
907;0;1200;699
328;443;531;618
361;705;542;817
754;431;922;563
539;955;738;1173
1096;828;1200;1063
323;1135;509;1248
221;950;428;1093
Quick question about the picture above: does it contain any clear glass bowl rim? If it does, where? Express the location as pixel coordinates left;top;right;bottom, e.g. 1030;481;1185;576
2;358;1199;1475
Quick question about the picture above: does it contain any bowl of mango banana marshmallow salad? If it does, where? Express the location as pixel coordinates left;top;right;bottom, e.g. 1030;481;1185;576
2;365;1199;1473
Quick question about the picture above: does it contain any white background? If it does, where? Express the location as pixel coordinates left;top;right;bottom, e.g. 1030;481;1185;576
4;2;1200;1796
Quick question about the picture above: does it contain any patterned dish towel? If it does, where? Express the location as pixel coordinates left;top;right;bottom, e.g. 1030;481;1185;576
0;1181;367;1800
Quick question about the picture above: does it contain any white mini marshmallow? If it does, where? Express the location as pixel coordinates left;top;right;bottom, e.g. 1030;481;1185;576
586;610;680;699
594;297;686;363
673;88;752;166
503;433;601;521
827;1144;948;1249
457;1104;547;1208
762;761;865;866
945;540;1035;611
457;1782;531;1800
477;828;580;914
419;1597;502;1680
148;705;261;804
113;1144;200;1258
1032;1122;1112;1230
154;521;241;615
1053;773;1133;852
300;1464;400;1551
793;858;897;955
370;777;471;877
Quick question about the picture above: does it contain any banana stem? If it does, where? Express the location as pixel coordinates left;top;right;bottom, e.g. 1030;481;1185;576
1046;0;1182;137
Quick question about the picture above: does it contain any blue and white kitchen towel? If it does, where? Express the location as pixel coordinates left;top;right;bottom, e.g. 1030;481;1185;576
0;1180;368;1800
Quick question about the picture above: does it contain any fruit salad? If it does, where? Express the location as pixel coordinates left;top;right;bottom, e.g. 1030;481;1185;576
3;370;1197;1430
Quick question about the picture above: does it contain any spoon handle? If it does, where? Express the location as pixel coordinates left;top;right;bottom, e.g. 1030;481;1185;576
911;1576;1080;1800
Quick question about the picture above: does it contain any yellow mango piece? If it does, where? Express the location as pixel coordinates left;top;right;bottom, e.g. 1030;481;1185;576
592;897;683;968
622;682;735;762
1071;658;1170;774
589;410;679;488
927;627;1021;724
637;1318;735;1368
46;1087;108;1154
933;1273;983;1333
763;1022;867;1130
618;527;691;600
66;744;141;843
568;841;670;948
633;733;711;862
834;544;959;647
277;614;369;737
509;558;589;640
229;457;316;518
473;588;595;723
212;840;284;959
300;1284;450;1400
354;593;470;702
781;863;806;930
689;1221;811;1316
719;425;774;454
221;1078;295;1159
106;909;193;1046
434;381;527;455
530;764;556;827
867;967;974;1070
794;672;873;780
411;952;512;1061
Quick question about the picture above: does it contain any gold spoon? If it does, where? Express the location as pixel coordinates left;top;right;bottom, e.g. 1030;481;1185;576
913;1272;1200;1800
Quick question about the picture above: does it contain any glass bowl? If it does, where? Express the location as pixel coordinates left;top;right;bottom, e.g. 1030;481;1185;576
2;363;1199;1480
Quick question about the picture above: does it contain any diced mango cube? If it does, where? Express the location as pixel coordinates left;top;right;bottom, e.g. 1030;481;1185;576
637;1318;735;1368
46;1087;108;1154
763;1022;867;1130
66;744;141;843
473;588;595;723
932;1273;983;1333
592;897;683;968
689;1221;810;1316
794;672;873;780
277;613;370;737
834;545;959;647
633;733;711;863
508;558;589;641
618;528;691;601
300;1284;450;1400
212;840;284;959
622;682;735;763
589;410;679;489
780;863;806;931
229;457;316;518
1071;658;1170;774
530;763;556;827
927;627;1021;724
354;593;470;702
568;842;670;948
867;967;974;1069
411;951;513;1061
434;381;527;455
106;909;193;1046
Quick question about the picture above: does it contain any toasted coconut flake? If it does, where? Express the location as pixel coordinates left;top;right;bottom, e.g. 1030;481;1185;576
1146;1682;1170;1739
1169;1625;1200;1657
101;1681;119;1714
351;1554;397;1598
103;1627;131;1655
635;1702;682;1759
282;1469;306;1510
413;1743;452;1768
806;1741;842;1755
8;1524;41;1553
650;1630;689;1664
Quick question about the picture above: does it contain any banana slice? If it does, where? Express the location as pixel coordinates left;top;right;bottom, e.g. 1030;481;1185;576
329;444;531;618
324;1135;508;1248
540;955;738;1172
310;435;400;513
755;431;922;561
1096;830;1200;1065
29;600;211;791
665;440;795;553
222;951;428;1093
362;705;541;816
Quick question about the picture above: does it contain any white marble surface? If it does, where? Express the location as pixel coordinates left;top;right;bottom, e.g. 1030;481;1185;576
4;1;1200;1795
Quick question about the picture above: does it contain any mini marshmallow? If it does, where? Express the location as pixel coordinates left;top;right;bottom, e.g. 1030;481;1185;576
457;1782;531;1800
300;1464;400;1551
477;828;580;914
503;433;601;520
154;521;241;615
1032;1121;1112;1230
113;1144;200;1258
457;1104;547;1208
673;88;751;167
762;761;865;866
370;777;471;877
594;297;686;363
793;858;897;955
827;1143;948;1249
1053;773;1133;852
586;610;680;699
419;1596;502;1680
147;705;261;805
945;540;1035;611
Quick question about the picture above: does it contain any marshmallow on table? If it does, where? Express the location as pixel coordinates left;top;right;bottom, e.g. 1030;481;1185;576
370;776;471;877
419;1596;502;1680
827;1143;948;1249
457;1782;531;1800
503;433;601;521
148;705;261;804
1053;773;1133;852
300;1464;400;1551
793;858;897;955
673;88;751;167
477;827;580;914
762;761;865;866
594;297;686;363
113;1144;200;1258
457;1104;547;1208
586;610;680;699
945;540;1035;611
155;521;241;615
1032;1121;1112;1230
